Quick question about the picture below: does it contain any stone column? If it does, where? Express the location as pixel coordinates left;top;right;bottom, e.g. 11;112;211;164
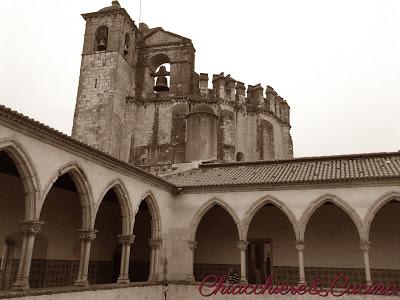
148;238;162;282
187;240;197;282
236;240;249;283
117;234;135;284
74;229;97;286
296;241;306;284
12;220;44;290
361;241;372;285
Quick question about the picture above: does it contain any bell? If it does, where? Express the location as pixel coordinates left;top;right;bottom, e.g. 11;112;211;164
97;39;107;51
154;75;169;92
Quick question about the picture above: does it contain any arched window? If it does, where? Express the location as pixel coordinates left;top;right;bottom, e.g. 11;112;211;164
236;152;245;161
95;25;108;51
124;33;130;56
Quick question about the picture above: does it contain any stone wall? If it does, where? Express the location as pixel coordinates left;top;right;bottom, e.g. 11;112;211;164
5;283;400;300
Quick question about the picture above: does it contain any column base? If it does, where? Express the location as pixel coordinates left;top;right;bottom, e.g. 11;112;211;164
239;279;248;284
117;277;130;284
12;277;29;291
73;278;89;287
298;280;307;286
187;275;195;283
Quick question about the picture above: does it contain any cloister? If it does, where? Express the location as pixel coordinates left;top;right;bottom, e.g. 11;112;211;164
0;105;400;295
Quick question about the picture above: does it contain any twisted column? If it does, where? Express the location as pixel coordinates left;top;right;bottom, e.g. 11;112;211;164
74;229;97;286
236;240;249;283
12;220;44;290
296;241;306;285
117;234;135;284
361;240;372;285
187;240;197;282
148;238;162;281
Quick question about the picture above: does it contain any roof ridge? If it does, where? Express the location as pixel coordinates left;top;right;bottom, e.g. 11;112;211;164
199;152;400;168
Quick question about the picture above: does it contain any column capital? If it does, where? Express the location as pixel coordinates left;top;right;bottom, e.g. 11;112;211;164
188;240;197;250
295;241;305;250
361;240;371;252
119;234;135;245
149;238;161;248
236;240;249;250
18;220;44;234
77;229;97;241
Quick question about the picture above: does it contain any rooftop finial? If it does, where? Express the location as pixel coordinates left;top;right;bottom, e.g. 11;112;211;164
112;1;121;7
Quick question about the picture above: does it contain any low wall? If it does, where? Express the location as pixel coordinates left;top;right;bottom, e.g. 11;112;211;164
2;283;400;300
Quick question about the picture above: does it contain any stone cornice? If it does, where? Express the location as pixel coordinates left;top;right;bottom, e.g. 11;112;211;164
0;105;177;193
176;179;400;194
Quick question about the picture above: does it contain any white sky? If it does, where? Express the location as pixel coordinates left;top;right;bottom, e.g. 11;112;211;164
0;0;399;157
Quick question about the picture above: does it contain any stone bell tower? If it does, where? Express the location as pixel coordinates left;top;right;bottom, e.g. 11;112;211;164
72;1;138;160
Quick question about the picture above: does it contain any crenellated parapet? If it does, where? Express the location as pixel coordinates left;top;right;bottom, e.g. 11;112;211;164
197;72;291;126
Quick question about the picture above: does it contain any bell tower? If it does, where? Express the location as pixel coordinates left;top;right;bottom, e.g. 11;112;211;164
72;1;138;161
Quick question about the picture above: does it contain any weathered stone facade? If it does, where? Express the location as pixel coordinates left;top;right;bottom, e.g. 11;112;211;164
72;1;293;173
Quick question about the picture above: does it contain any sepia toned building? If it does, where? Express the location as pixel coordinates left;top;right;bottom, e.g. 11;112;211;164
0;2;399;300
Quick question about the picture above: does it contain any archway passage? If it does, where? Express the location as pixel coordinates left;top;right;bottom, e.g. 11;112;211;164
369;200;400;285
130;201;152;282
247;204;297;285
0;151;25;290
194;205;240;282
34;173;83;288
90;189;122;284
304;202;363;287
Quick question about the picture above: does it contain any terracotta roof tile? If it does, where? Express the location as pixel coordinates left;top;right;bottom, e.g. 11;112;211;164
164;153;400;188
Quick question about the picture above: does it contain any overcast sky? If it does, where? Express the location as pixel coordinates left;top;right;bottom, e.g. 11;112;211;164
0;0;399;157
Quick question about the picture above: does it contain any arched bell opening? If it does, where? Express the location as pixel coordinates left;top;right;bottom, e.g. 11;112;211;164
94;25;108;52
152;64;170;93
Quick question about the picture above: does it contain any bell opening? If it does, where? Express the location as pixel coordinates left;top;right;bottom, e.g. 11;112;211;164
153;64;170;93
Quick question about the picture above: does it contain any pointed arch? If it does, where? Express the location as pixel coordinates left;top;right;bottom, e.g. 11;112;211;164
96;179;133;235
190;198;241;241
299;194;363;241
135;191;162;239
0;138;40;220
364;191;400;241
41;162;93;230
242;195;299;241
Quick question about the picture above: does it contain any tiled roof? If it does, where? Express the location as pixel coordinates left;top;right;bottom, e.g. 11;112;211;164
164;153;400;189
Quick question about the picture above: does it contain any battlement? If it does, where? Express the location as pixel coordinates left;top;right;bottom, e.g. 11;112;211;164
198;72;290;124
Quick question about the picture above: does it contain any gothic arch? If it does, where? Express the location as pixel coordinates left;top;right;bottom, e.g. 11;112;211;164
135;191;162;239
363;191;400;241
242;195;299;241
299;194;363;241
41;162;93;230
190;198;241;241
0;138;40;220
96;179;134;235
